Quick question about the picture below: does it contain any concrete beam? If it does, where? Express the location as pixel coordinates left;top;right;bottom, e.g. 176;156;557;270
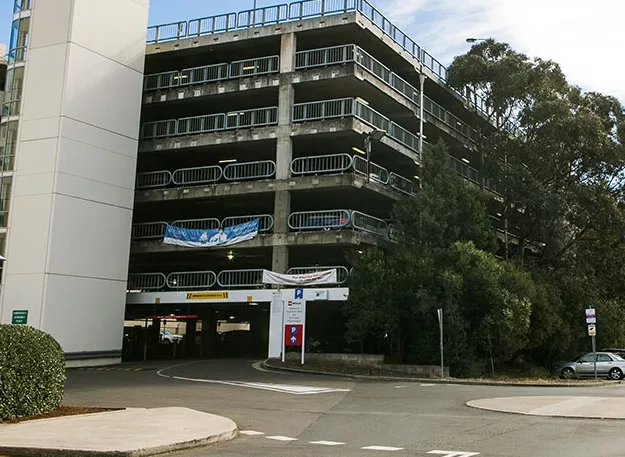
131;230;381;254
133;173;401;204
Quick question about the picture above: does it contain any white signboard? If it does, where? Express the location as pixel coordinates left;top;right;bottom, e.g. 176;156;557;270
585;308;595;318
588;324;597;336
262;269;337;286
284;299;306;325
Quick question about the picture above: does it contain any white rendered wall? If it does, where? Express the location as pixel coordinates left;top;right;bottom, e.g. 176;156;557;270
0;0;149;365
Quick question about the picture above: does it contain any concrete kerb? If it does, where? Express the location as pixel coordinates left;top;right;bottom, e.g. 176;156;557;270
261;360;620;388
0;407;238;457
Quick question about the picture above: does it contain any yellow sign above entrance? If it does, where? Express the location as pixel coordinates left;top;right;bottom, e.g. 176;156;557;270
186;292;229;300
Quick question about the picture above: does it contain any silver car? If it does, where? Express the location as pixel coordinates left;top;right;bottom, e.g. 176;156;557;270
555;352;625;380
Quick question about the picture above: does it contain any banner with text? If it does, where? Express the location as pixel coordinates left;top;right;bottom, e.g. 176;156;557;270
163;219;259;248
262;269;338;286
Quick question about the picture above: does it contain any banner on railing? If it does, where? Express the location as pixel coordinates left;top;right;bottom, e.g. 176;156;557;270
163;219;259;248
262;269;338;285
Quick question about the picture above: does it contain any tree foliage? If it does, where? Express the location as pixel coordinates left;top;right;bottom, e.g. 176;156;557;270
345;41;625;375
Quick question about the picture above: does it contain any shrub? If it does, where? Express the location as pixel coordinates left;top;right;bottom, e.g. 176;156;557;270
0;324;66;421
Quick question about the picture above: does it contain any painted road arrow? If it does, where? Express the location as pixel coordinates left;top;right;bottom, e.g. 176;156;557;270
428;451;480;457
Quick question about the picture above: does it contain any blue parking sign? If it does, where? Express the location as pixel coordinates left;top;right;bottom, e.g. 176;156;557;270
295;288;304;299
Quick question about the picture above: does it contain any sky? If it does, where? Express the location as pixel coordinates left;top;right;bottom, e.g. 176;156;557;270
1;0;623;102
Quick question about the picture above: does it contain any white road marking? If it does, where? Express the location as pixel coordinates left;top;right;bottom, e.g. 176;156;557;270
362;445;405;451
239;430;265;436
420;383;436;386
428;450;480;457
394;385;407;389
309;440;345;446
266;435;298;442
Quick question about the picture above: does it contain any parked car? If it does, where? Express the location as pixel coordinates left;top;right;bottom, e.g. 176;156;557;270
602;348;625;359
554;352;625;380
160;329;183;344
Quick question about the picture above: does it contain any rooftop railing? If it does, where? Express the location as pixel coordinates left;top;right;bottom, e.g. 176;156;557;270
217;269;265;288
166;271;217;290
140;106;278;140
146;0;493;120
288;209;389;238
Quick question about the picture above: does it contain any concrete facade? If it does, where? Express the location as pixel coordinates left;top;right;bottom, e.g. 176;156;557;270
0;0;149;366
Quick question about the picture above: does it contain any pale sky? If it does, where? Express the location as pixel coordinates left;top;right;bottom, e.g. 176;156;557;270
1;0;623;103
370;0;625;103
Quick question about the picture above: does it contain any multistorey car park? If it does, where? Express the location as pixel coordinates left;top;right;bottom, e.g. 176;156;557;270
124;1;515;355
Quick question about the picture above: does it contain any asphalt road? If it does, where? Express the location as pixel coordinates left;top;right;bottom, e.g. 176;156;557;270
64;359;625;457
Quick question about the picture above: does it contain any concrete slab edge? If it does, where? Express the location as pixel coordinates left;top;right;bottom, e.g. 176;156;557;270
466;400;625;421
262;360;619;388
0;427;238;457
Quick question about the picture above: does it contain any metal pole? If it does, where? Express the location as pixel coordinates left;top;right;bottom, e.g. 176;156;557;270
437;309;444;379
301;303;306;365
279;285;286;363
592;335;597;380
253;0;257;9
365;135;371;183
418;71;425;190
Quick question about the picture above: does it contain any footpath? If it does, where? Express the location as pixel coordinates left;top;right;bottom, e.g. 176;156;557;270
0;407;237;456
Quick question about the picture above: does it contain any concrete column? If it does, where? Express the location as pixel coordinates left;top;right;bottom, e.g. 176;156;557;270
0;0;149;367
279;33;296;73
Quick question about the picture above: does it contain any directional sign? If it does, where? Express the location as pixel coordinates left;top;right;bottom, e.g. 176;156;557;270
588;324;597;336
428;451;480;457
294;288;304;299
285;324;303;346
284;299;306;325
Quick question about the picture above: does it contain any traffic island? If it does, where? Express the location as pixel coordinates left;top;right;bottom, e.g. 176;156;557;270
0;407;238;456
263;358;618;387
467;396;625;419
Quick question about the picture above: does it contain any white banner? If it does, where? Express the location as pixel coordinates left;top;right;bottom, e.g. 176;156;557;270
262;269;338;286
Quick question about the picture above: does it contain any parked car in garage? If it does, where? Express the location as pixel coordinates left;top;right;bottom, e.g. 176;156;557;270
160;329;183;344
554;352;625;380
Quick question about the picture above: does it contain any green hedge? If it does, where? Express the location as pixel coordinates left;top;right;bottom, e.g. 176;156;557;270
0;324;66;421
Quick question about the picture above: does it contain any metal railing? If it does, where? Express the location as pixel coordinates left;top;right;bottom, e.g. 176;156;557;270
448;156;480;185
217;269;265;288
389;172;417;196
146;0;494;120
223;160;276;181
131;222;167;240
172;165;223;186
352;154;389;184
172;218;221;230
144;55;279;91
166;271;217;290
351;210;388;237
291;153;353;175
293;98;420;153
295;44;355;69
295;44;478;142
288;209;351;231
136;170;172;189
222;214;274;232
286;265;350;284
230;55;280;78
140;106;278;140
127;273;167;291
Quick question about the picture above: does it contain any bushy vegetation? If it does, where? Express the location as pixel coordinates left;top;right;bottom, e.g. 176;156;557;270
0;325;66;421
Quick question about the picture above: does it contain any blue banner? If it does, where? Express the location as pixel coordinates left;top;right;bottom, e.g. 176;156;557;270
163;219;259;248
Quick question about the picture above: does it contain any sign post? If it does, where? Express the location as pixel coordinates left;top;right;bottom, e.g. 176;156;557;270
437;308;444;379
585;308;597;379
283;298;306;365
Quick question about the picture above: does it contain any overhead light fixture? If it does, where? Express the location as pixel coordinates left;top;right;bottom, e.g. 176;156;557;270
357;250;364;254
229;316;235;320
352;146;366;155
173;74;189;80
355;97;370;106
461;158;470;164
249;302;259;306
219;159;237;164
242;65;256;71
226;251;234;261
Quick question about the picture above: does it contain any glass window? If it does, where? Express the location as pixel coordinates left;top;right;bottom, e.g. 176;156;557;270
597;354;612;362
579;354;595;363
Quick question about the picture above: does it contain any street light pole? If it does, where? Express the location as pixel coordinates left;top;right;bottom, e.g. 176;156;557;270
418;70;425;190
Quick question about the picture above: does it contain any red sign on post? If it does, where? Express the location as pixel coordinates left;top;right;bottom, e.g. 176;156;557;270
285;324;303;347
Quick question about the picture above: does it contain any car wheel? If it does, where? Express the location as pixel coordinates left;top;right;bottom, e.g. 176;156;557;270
560;367;575;379
609;368;623;380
